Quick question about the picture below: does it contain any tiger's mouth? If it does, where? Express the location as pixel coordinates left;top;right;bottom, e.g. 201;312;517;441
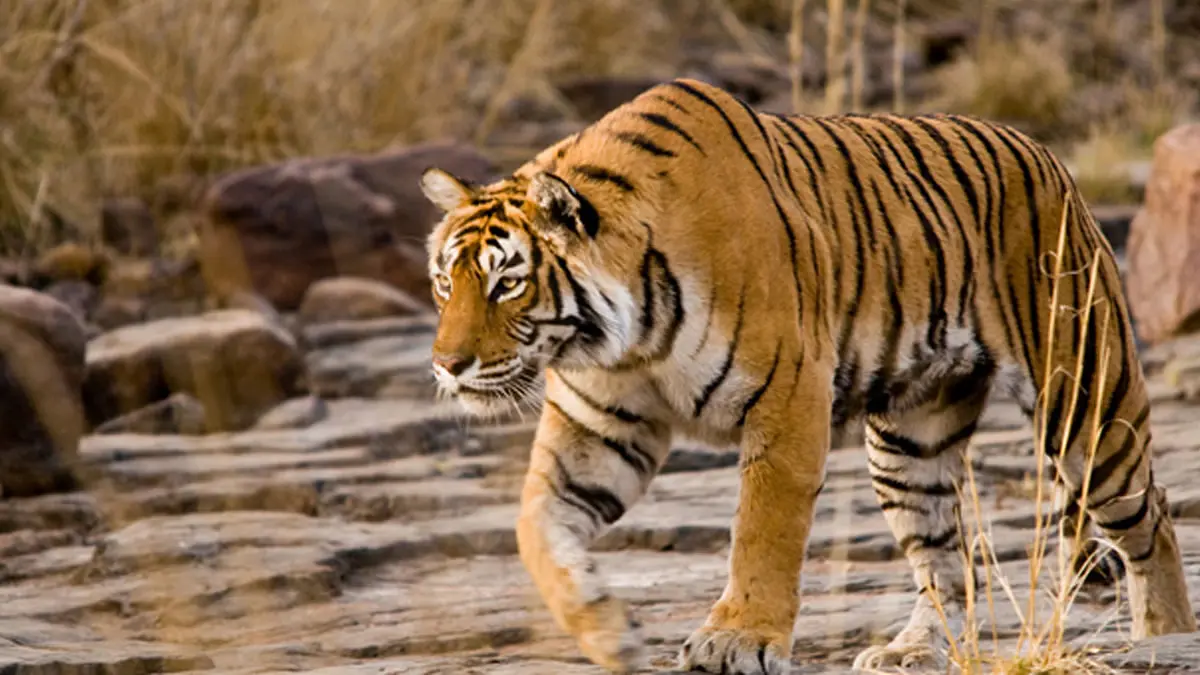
440;362;545;418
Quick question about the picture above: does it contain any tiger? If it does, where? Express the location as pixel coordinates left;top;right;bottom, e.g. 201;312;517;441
418;77;1197;673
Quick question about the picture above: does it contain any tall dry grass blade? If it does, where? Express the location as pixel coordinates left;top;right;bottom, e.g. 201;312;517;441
789;0;807;113
473;0;555;147
824;0;846;114
850;0;869;110
891;0;905;112
1019;195;1074;657
1151;0;1166;92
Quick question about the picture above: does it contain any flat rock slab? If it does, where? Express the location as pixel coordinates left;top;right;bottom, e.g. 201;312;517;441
5;320;1200;673
1099;632;1200;673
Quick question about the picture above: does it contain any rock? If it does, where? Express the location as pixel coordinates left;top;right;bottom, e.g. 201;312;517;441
100;197;159;256
0;258;31;286
297;276;429;326
306;332;436;399
30;242;108;288
1164;356;1200;400
199;141;497;311
93;393;208;436
83;309;305;433
301;314;437;350
90;294;146;331
0;285;88;498
1099;632;1200;672
1126;124;1200;344
253;395;328;431
41;279;97;322
100;256;208;322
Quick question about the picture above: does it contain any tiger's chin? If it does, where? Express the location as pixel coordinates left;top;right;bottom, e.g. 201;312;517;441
443;366;546;421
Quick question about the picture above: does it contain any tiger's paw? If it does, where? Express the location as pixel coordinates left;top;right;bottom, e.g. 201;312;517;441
678;626;792;674
573;596;646;674
851;642;947;671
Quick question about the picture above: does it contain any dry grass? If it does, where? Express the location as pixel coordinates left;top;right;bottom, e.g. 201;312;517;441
917;203;1124;675
0;0;766;252
3;0;1199;257
929;37;1076;132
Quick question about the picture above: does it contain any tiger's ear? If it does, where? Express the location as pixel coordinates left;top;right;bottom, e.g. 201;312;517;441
526;171;600;249
420;168;475;212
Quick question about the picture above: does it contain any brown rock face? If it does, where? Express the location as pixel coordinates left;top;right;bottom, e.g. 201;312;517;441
298;277;429;326
0;285;87;497
83;310;305;433
199;142;497;311
1127;124;1200;345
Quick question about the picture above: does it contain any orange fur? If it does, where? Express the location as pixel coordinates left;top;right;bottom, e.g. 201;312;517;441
420;79;1195;673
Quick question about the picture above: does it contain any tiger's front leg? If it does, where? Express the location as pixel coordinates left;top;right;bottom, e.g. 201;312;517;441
516;370;673;673
680;357;833;675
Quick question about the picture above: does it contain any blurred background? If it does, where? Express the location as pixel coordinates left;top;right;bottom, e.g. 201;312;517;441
3;1;1200;673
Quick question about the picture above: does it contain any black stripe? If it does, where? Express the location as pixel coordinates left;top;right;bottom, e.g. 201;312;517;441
571;164;634;192
555;257;606;345
556;374;646;425
638;242;657;342
879;499;931;515
1095;490;1149;532
872;472;957;497
612;130;676;158
551;456;626;526
736;343;782;427
691;283;719;357
990;125;1045;363
547;400;655;476
1127;515;1160;563
651;94;691;114
867;422;924;457
768;116;829;219
645;248;685;362
899;528;959;553
910;117;979;324
694;291;746;417
637;112;705;154
666;79;806;348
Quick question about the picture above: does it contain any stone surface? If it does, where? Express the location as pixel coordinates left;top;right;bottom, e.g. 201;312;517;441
254;395;329;431
100;196;159;257
0;285;88;498
199;142;497;311
83;309;305;432
3;319;1200;673
297;276;429;326
93;392;208;436
1127;123;1200;344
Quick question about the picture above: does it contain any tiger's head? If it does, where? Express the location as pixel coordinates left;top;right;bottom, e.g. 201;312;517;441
419;167;630;418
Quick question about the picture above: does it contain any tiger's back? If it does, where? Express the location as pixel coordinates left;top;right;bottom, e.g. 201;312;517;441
419;78;1195;674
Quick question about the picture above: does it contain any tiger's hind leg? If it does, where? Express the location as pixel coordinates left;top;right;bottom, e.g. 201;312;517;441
1053;471;1126;588
1047;373;1196;639
852;372;991;671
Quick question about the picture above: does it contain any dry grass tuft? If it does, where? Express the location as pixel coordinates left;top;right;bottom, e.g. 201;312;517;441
0;0;700;252
906;201;1127;675
929;37;1075;133
3;0;1199;257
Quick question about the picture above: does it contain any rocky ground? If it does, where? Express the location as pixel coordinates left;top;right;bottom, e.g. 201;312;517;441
4;306;1200;674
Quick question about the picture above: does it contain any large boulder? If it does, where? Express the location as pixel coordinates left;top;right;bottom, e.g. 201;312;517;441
1127;124;1200;345
0;285;88;497
297;277;429;327
84;310;305;433
199;141;497;311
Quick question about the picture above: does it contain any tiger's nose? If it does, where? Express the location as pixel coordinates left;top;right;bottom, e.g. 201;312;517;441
433;353;475;376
